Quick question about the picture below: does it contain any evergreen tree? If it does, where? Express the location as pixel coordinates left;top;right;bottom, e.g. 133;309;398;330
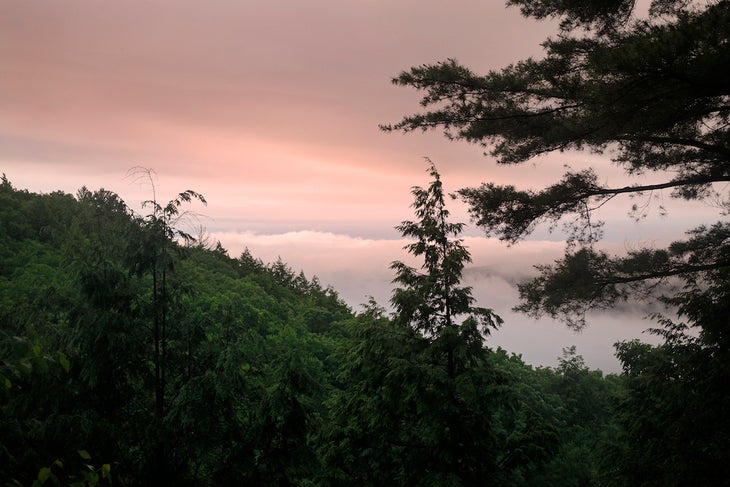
384;2;730;482
391;160;502;377
326;163;506;485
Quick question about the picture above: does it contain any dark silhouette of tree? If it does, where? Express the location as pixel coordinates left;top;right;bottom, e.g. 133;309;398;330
384;4;730;483
325;163;507;484
383;0;730;328
391;160;502;376
612;266;730;485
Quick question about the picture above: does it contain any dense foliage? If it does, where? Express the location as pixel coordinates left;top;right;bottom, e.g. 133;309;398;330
2;2;729;485
4;166;726;485
0;176;353;485
0;175;659;486
324;164;507;485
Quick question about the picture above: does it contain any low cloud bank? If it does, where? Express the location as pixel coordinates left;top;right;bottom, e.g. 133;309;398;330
211;230;663;372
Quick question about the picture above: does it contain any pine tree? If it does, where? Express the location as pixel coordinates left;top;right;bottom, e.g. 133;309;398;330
383;0;730;328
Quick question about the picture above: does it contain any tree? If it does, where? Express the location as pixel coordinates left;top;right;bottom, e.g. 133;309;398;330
1;178;364;485
383;0;730;328
124;169;207;483
611;266;730;485
390;163;504;483
391;160;502;377
324;163;507;484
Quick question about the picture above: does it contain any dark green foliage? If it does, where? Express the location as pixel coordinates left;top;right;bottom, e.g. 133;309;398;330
0;179;352;485
390;166;502;485
458;170;609;245
324;314;504;485
487;347;625;486
5;173;717;485
391;162;502;373
515;223;730;328
384;9;730;480
383;2;730;481
326;164;520;485
325;320;622;486
612;267;730;486
506;0;635;32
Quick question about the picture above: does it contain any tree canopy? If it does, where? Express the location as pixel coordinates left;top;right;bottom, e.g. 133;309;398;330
0;177;353;485
382;0;730;327
3;171;721;485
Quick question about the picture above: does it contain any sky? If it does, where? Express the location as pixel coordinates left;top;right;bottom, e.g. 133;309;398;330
1;0;719;372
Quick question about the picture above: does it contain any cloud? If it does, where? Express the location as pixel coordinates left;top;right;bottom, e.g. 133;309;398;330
209;229;663;372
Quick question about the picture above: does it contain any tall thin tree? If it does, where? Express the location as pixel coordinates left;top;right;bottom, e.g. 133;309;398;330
391;160;502;377
127;167;206;483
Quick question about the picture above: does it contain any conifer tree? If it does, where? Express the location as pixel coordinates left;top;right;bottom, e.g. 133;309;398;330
391;160;502;377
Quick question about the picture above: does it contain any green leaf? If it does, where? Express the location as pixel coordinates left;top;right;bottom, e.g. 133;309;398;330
38;467;52;483
78;449;92;460
101;463;111;479
58;352;70;373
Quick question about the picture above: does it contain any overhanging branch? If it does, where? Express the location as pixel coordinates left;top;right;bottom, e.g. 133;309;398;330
585;175;730;198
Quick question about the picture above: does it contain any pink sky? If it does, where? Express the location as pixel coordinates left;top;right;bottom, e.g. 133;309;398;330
1;1;717;371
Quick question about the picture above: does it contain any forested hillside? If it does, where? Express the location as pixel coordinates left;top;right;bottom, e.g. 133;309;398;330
0;176;353;485
2;173;727;486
